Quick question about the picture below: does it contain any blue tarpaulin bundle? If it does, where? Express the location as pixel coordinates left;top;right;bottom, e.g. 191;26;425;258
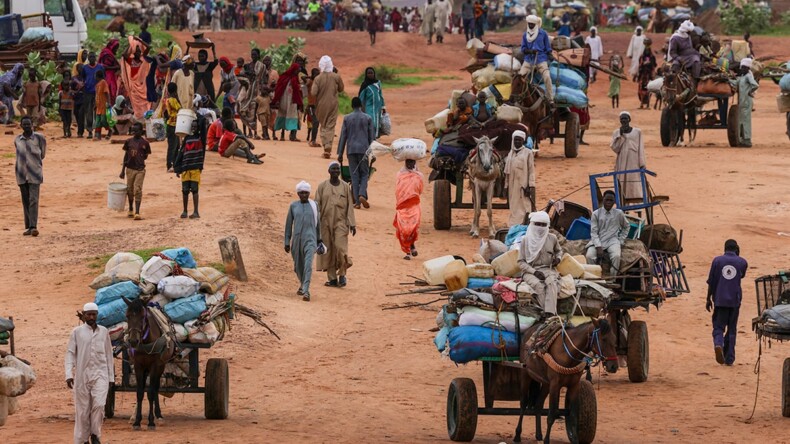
164;294;207;323
448;326;520;364
95;281;141;306
160;248;197;269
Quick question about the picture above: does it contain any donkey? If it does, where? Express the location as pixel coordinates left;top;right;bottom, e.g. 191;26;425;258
514;317;619;444
466;136;500;238
511;75;553;151
123;297;176;431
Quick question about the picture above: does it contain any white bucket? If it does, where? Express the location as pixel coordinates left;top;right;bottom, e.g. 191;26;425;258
108;182;127;211
175;109;196;136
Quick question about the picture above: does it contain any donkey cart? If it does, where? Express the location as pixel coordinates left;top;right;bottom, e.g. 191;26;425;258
447;358;598;443
105;342;230;420
751;272;790;417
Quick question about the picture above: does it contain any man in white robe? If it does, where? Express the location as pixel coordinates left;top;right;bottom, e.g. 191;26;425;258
585;27;603;83
518;211;562;316
504;130;536;227
626;26;646;80
610;111;645;202
65;302;114;444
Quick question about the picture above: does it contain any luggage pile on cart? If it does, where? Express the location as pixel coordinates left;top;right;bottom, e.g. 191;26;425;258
751;272;790;417
89;247;234;348
0;317;36;427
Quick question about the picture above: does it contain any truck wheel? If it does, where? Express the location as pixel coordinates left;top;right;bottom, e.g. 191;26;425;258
567;379;597;444
105;386;115;419
447;378;477;442
433;179;452;230
627;321;649;383
564;112;580;158
782;358;790;418
205;358;229;419
727;105;739;147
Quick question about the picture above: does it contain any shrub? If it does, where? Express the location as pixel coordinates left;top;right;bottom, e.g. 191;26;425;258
250;36;306;74
719;3;771;35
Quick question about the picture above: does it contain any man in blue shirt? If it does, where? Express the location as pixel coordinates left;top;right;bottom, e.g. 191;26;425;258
706;239;748;365
80;52;105;140
337;97;375;209
518;15;554;106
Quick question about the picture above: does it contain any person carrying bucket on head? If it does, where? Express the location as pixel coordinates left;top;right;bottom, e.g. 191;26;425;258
120;121;151;220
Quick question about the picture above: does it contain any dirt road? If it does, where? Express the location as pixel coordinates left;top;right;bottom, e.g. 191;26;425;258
0;29;789;443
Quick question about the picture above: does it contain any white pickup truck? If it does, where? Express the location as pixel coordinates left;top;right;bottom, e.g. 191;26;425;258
1;0;87;59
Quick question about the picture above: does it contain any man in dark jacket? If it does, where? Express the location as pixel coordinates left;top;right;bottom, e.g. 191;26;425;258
706;239;748;366
337;97;374;209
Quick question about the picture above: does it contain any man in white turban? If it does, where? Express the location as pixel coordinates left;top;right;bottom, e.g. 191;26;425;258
65;302;114;444
315;161;357;288
518;211;562;316
611;111;645;200
285;181;322;301
733;58;759;147
504;129;536;226
668;19;701;79
585;27;604;83
517;15;554;105
311;55;345;159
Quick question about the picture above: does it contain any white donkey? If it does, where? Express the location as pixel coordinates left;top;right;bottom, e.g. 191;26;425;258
466;136;501;238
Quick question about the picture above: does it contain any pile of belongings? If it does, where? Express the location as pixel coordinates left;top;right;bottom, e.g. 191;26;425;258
760;288;790;334
0;352;36;426
427;245;612;364
89;247;233;348
369;138;427;162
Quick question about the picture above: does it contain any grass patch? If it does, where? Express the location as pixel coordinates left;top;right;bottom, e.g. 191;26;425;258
353;64;448;89
339;92;352;115
2;153;14;158
206;262;227;274
88;247;174;269
86;20;174;54
755;24;790;36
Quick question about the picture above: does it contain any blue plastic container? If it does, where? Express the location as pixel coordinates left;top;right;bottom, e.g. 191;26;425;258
0;14;23;46
566;217;591;241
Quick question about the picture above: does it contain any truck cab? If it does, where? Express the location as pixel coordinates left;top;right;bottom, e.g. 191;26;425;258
1;0;87;58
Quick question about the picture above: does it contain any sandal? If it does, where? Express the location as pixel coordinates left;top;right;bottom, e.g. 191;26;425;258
325;280;339;287
297;288;304;295
410;246;418;257
302;293;310;301
403;255;411;260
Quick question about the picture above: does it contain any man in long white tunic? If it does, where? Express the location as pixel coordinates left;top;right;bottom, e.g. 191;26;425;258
316;162;357;287
504;130;536;227
285;181;322;301
585;27;603;83
421;0;437;44
626;26;646;80
65;302;114;444
610;111;645;202
733;58;759;147
435;0;451;43
518;211;562;316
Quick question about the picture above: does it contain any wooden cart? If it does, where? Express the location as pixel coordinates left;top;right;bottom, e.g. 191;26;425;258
751;272;790;418
105;342;230;420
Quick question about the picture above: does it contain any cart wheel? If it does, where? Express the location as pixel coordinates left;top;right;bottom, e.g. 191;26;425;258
205;358;229;420
433;179;452;230
446;378;477;442
104;385;115;419
564;112;580;158
659;108;671;147
786;113;790;142
566;379;597;444
782;358;790;418
727;105;739;147
627;321;649;383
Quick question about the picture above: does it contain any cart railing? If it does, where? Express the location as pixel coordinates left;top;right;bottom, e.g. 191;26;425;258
754;272;790;317
650;249;690;296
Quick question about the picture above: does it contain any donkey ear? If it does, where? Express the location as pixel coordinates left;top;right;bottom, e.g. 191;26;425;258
473;137;480;144
490;136;498;144
122;296;132;306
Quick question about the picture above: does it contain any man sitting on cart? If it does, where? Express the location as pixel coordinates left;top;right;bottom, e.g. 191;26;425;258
668;20;702;82
518;211;563;316
516;15;554;108
585;190;629;277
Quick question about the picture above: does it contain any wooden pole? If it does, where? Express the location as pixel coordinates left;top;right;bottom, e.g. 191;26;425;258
218;236;248;282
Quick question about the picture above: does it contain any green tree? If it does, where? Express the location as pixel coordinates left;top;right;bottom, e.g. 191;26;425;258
719;3;771;35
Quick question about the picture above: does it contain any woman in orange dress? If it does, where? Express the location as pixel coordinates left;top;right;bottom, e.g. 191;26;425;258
393;159;424;260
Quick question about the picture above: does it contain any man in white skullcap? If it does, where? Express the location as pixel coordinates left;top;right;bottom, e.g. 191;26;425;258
517;15;554;106
585;27;604;83
733;58;759;147
503;129;536;226
668;19;701;79
285;181;323;301
518;211;563;316
65;302;114;444
315;161;357;288
627;26;646;80
611;111;645;201
311;55;345;159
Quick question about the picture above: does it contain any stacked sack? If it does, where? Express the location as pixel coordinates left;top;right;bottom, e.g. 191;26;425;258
0;354;36;426
90;248;232;347
428;236;613;364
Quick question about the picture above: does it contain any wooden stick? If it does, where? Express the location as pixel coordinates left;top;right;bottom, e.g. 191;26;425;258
382;298;444;310
589;62;628;80
234;302;281;340
385;286;446;296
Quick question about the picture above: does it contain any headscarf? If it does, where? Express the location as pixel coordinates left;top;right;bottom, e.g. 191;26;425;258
0;63;25;90
183;55;194;67
72;49;87;77
296;181;311;192
504;129;528;176
358;66;378;97
273;62;303;106
740;58;753;68
318;55;334;73
619;111;631;119
114;95;126;110
523;211;550;263
635;25;643;35
83;302;99;312
169;43;183;61
590;26;597;34
525;15;541;43
328;160;341;169
676;20;694;38
219;56;233;74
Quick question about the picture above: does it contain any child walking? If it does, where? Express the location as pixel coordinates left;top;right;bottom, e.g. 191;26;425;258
608;55;623;109
20;69;41;123
58;79;75;137
93;70;112;140
174;120;205;219
164;82;182;172
120;122;151;220
254;86;272;140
